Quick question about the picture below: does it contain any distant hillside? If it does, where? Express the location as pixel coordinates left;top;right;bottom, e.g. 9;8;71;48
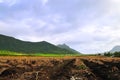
110;46;120;53
57;44;80;54
0;34;77;54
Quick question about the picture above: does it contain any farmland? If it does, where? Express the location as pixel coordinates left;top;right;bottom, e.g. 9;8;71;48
0;56;120;80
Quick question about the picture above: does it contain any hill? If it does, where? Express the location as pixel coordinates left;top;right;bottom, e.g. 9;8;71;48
110;45;120;53
57;44;80;54
0;34;77;54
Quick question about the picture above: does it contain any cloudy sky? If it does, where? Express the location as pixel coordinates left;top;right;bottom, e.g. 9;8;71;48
0;0;120;53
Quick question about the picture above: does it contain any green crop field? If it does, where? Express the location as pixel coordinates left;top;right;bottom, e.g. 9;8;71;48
0;50;82;57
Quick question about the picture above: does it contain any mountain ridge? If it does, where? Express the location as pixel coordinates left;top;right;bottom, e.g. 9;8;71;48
110;45;120;53
57;44;80;54
0;34;79;54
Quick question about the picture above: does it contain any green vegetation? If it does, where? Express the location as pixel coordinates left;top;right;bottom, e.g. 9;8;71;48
57;44;80;54
0;50;26;56
0;34;79;54
104;52;113;57
104;52;120;57
76;64;87;70
113;52;120;57
0;50;81;57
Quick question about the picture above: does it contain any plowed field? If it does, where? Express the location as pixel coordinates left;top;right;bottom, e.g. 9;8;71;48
0;56;120;80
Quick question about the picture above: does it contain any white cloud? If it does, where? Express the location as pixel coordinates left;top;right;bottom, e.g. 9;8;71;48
0;20;32;36
0;0;18;6
0;0;3;3
41;0;48;6
1;0;120;53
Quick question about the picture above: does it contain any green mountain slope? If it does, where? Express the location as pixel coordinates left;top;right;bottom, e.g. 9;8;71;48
0;34;76;54
57;44;80;54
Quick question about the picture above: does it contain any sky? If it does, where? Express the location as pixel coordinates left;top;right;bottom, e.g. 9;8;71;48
0;0;120;54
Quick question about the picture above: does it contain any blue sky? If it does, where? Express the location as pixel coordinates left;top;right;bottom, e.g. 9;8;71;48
0;0;120;53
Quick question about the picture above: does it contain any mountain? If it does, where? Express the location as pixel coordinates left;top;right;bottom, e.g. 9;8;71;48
0;34;76;54
110;45;120;53
57;44;80;54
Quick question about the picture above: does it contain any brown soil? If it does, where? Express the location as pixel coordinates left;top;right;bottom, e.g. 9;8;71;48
0;56;120;80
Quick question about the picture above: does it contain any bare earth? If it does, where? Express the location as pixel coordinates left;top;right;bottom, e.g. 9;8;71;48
0;56;120;80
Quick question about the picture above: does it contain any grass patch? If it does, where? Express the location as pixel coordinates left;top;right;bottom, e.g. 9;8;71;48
0;50;81;57
76;64;87;70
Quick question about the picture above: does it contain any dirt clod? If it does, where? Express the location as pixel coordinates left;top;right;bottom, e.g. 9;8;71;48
0;56;120;80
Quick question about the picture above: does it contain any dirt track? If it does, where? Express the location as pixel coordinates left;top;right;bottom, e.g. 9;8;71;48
0;56;120;80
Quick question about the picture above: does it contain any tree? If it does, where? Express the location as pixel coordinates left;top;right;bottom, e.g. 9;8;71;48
104;52;112;57
114;52;120;57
